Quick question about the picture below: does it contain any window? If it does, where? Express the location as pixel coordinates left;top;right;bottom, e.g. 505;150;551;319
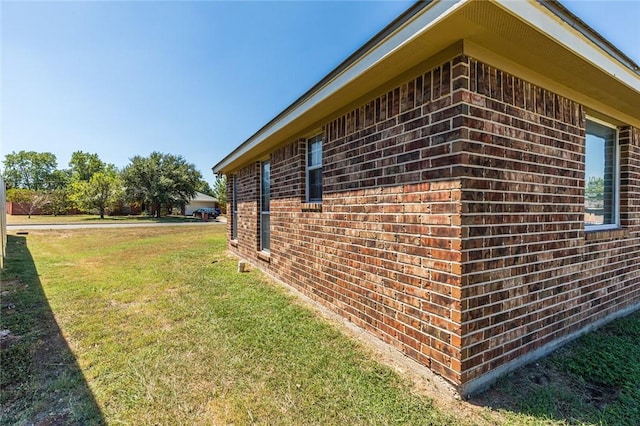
260;161;270;252
306;135;323;202
584;118;619;229
231;175;238;240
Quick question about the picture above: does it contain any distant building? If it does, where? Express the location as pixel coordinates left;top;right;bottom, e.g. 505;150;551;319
184;192;218;216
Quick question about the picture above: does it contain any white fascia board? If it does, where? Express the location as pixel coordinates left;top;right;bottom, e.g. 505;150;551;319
214;0;468;173
496;0;640;93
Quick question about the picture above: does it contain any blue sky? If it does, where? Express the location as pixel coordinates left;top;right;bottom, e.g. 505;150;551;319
2;1;639;187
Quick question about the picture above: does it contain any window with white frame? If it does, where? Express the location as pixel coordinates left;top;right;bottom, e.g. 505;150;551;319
231;175;238;240
260;161;270;252
584;118;619;228
306;135;323;202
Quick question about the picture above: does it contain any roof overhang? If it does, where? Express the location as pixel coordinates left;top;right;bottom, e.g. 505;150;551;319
213;0;640;174
190;191;218;202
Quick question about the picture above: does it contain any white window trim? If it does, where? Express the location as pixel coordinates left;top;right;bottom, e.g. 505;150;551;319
584;115;620;231
306;135;323;203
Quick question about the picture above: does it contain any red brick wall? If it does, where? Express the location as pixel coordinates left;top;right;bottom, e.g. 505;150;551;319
6;202;46;215
458;57;640;388
273;182;463;381
229;58;467;384
225;53;640;393
620;127;640;229
229;162;261;254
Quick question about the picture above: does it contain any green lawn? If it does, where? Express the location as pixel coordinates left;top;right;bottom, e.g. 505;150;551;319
471;311;640;425
1;226;638;425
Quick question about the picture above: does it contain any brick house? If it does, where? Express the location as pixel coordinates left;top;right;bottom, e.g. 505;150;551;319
212;0;640;396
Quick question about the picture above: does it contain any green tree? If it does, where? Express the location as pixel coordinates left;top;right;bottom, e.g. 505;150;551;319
6;188;33;203
122;152;201;218
49;169;72;190
585;176;605;205
2;151;57;190
196;180;213;196
6;188;49;218
212;175;227;213
70;166;122;219
45;187;73;216
68;151;106;181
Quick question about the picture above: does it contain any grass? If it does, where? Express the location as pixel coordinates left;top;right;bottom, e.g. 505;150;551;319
1;234;103;424
471;311;640;425
1;226;462;425
1;225;638;425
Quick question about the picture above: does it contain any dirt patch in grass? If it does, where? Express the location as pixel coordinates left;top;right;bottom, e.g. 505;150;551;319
583;382;621;410
471;363;626;424
472;361;588;412
0;329;21;350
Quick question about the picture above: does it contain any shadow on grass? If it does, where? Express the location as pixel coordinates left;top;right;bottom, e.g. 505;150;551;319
468;310;640;426
0;235;105;425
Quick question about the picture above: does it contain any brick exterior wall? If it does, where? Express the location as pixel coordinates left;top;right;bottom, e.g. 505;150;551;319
225;54;640;393
5;202;47;216
229;162;261;254
458;58;640;387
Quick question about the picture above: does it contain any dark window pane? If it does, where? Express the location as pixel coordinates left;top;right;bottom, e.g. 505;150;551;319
232;212;238;240
307;135;322;202
261;213;270;251
232;176;238;240
261;162;270;212
308;168;322;201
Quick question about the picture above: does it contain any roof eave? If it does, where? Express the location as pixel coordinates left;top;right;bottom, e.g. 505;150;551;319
212;0;462;174
213;0;640;175
537;0;640;76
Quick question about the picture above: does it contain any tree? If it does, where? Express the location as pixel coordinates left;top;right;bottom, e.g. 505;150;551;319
70;166;122;219
196;180;213;196
25;193;50;218
585;176;605;206
6;188;49;218
2;151;57;190
66;152;122;217
68;151;106;181
212;175;227;213
49;169;72;190
122;152;201;218
6;188;33;203
45;188;73;216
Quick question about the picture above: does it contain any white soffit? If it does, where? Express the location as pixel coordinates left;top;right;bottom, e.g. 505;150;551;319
496;0;640;93
214;0;640;173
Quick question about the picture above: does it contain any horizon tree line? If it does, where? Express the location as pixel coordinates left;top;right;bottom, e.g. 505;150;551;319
1;150;226;218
